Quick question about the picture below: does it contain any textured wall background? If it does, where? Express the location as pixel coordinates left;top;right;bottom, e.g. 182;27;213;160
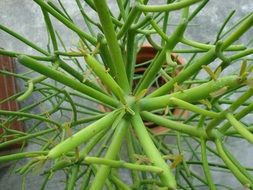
0;0;253;189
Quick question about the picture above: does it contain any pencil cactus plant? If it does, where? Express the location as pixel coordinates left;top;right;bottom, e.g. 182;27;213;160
0;0;253;189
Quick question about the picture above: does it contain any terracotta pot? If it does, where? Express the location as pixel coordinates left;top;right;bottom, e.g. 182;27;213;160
135;45;187;135
0;55;24;151
97;45;188;135
135;45;185;87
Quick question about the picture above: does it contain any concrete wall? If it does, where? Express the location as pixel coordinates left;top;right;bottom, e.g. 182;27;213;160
0;1;253;189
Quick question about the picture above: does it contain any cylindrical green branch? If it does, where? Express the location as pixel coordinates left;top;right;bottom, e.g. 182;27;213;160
134;7;188;94
136;0;201;12
47;131;107;173
207;88;253;135
222;144;253;184
83;53;126;103
141;111;210;139
17;55;118;108
221;14;253;50
33;0;96;45
166;97;220;118
222;102;253;134
215;138;252;188
0;151;48;163
93;0;130;92
0;24;49;55
149;14;253;97
89;118;129;190
141;75;242;111
0;110;61;128
181;37;246;51
97;34;117;77
0;49;52;61
0;128;55;150
131;113;177;189
126;29;137;89
42;9;58;51
85;157;163;173
200;138;216;190
67;165;79;190
226;113;253;143
47;110;122;159
17;81;34;101
117;5;139;39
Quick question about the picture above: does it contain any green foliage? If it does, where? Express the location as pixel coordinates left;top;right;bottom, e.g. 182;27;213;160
0;0;253;189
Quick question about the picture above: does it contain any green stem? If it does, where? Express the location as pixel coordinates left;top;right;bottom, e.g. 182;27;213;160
221;13;253;49
126;129;139;186
72;114;105;127
0;151;48;163
47;0;71;21
135;7;189;94
116;0;126;21
117;5;139;39
141;111;209;139
0;49;52;61
222;145;253;184
126;29;136;89
89;118;129;190
42;9;58;51
47;131;107;173
215;10;236;43
161;0;171;46
207;88;253;135
169;97;220;118
33;0;96;45
85;157;163;173
109;174;131;190
176;133;191;177
222;102;253;133
188;0;208;22
149;14;253;97
181;38;245;51
80;168;92;190
97;34;116;73
220;12;252;39
78;130;107;159
141;75;242;111
58;59;105;93
200;138;216;190
75;0;99;35
67;165;79;190
131;14;152;31
57;0;73;21
47;110;122;159
17;55;118;108
137;0;201;12
0;110;61;128
93;0;130;92
215;138;252;188
0;24;49;55
40;173;51;190
16;81;34;101
131;113;177;189
226;113;253;143
83;54;126;103
62;90;77;122
220;48;253;70
0;128;55;150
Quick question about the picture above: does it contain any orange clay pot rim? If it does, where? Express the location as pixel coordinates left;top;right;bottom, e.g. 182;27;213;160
137;44;185;65
137;44;188;135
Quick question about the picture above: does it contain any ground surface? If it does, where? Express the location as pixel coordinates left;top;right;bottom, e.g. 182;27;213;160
0;1;253;189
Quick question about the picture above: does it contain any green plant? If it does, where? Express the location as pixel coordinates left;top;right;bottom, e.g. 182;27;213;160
0;0;253;189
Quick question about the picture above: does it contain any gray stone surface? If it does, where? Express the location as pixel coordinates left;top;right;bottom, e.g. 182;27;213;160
0;1;253;190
